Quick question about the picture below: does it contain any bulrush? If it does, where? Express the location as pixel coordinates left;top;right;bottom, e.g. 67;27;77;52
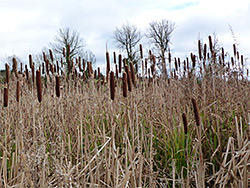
12;57;18;75
208;35;213;54
125;65;132;92
110;71;115;100
25;65;29;81
5;63;9;85
118;54;122;73
36;70;42;103
31;64;35;84
42;63;45;74
98;67;100;79
203;44;207;61
56;75;60;98
113;52;116;64
49;49;54;62
16;80;20;103
192;98;200;126
182;113;188;134
29;54;33;69
129;62;136;87
4;87;8;107
233;44;236;57
122;72;128;98
115;65;118;78
139;44;143;59
106;52;110;74
198;40;202;61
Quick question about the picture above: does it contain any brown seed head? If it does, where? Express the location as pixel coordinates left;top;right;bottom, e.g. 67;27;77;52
56;75;60;98
122;72;128;98
5;63;9;84
182;113;188;134
49;49;54;62
36;70;42;103
16;80;20;102
4;87;8;107
139;44;143;59
110;71;115;100
192;98;200;126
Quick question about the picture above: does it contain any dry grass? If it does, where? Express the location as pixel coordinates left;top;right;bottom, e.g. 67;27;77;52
0;37;250;187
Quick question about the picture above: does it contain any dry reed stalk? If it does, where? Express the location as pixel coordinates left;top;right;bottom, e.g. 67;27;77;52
106;52;110;74
192;98;200;126
36;70;42;103
118;54;122;73
110;71;115;100
49;49;54;62
182;113;188;134
139;44;143;59
3;87;8;107
56;75;60;98
16;80;20;102
5;63;9;85
198;40;202;61
122;72;128;97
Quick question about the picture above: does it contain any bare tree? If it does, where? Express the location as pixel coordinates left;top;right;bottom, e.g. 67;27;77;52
146;19;175;77
113;22;142;64
50;27;86;73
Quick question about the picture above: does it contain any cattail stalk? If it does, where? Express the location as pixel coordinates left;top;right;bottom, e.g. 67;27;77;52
4;88;8;107
110;71;115;100
36;70;42;103
56;75;60;98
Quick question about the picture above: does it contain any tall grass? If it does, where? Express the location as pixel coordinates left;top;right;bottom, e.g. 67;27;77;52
0;36;250;187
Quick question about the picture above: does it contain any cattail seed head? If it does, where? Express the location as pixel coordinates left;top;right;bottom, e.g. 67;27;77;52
192;98;200;126
36;70;42;103
118;54;122;73
110;71;115;100
182;113;188;134
31;64;35;84
29;54;33;69
208;35;213;53
113;52;116;64
221;47;225;62
130;62;136;87
198;40;202;61
106;52;110;73
16;80;20;102
139;44;143;59
233;44;236;57
4;87;8;107
56;75;60;98
203;44;207;61
122;72;128;98
63;48;66;57
5;63;9;84
12;57;18;74
49;49;54;62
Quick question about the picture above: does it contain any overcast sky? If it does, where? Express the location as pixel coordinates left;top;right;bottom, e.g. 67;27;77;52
0;0;249;71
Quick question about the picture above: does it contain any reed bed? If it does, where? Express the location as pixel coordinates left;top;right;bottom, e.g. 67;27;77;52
0;36;250;187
